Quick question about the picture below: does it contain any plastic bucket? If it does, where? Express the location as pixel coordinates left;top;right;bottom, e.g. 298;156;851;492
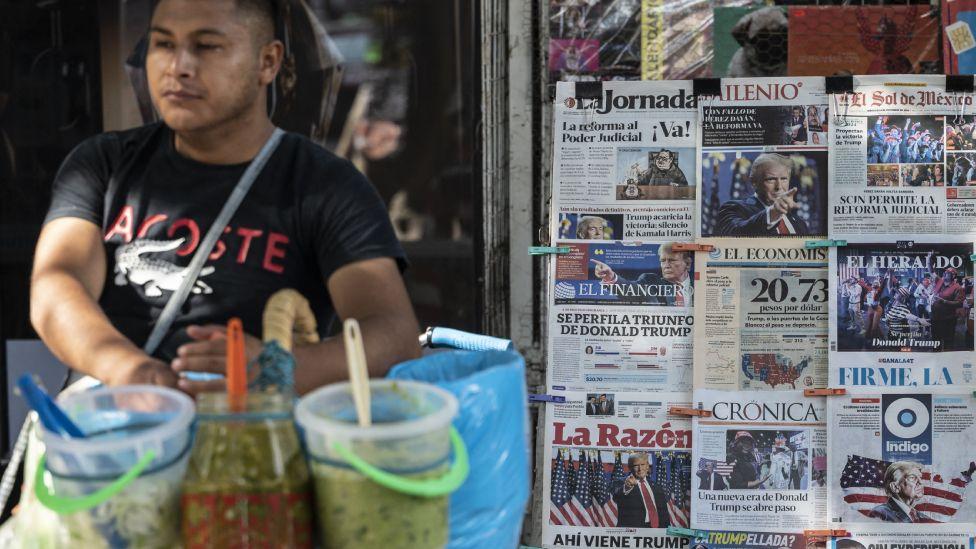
35;385;195;548
295;379;468;549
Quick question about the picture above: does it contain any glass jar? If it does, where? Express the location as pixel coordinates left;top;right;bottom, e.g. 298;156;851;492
181;392;313;548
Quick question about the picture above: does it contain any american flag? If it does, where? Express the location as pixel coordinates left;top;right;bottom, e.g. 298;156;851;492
572;451;598;526
698;457;734;477
550;450;596;526
590;451;618;527
653;453;691;528
838;264;861;285
839;455;971;523
550;449;581;526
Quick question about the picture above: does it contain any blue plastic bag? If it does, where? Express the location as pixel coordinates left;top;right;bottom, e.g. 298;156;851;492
387;349;529;549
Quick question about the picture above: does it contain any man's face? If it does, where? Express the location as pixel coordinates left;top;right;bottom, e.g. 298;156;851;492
895;468;924;502
660;251;689;283
923;278;931;287
739;438;754;452
654;152;673;170
147;0;276;133
705;462;714;473
599;395;607;403
755;164;791;203
792;107;802;118
631;458;650;480
584;222;606;239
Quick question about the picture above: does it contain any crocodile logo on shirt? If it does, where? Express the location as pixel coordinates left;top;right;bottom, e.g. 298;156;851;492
114;238;214;297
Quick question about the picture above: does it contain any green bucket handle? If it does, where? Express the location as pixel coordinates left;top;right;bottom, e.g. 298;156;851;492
331;426;469;498
34;450;157;515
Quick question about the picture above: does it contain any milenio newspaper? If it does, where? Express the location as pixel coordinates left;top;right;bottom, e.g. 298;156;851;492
698;77;829;239
541;391;693;549
691;389;828;534
547;81;699;393
827;388;976;533
828;75;976;241
828;241;975;388
693;239;828;391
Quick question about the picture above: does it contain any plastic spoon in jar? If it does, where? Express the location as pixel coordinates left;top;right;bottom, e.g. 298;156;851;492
343;318;371;427
227;318;247;413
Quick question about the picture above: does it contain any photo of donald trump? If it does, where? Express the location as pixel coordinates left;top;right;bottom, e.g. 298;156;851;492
611;452;671;528
868;461;931;523
715;153;812;236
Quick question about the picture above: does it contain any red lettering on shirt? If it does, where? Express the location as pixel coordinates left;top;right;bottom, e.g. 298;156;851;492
167;218;200;256
237;228;264;264
104;206;135;242
209;227;232;260
136;214;169;238
263;233;289;274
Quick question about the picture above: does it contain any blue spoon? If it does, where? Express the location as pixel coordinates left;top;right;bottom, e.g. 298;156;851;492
17;374;86;438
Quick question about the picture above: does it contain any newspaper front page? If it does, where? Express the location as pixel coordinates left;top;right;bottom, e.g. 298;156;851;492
547;81;700;393
828;242;976;388
827;388;976;531
698;77;829;239
828;526;974;549
828;75;976;241
693;239;829;391
548;241;695;392
542;391;693;549
552;80;698;239
691;389;828;533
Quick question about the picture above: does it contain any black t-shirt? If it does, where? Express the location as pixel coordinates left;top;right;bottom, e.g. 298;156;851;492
45;123;405;360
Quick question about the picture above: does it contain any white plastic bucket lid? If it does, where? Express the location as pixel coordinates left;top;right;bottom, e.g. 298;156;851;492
295;379;457;445
40;385;194;476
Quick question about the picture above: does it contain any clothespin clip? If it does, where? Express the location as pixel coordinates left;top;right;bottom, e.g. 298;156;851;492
804;239;846;249
672;243;714;252
804;529;850;539
670;406;712;417
667;526;709;540
528;394;566;403
528;246;571;256
969;253;976;261
804;388;846;397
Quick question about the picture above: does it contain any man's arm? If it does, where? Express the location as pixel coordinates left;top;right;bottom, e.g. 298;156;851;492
292;257;420;394
715;202;770;236
30;218;177;386
174;257;420;396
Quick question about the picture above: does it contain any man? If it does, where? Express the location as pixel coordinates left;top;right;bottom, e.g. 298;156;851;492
787;106;807;145
884;287;930;339
914;275;933;319
639;149;688;187
727;431;771;489
842;277;863;332
767;433;793;490
611;452;671;528
715;153;810;236
697;460;727;491
29;0;420;395
598;394;614;415
586;396;600;416
931;267;966;351
576;215;609;240
868;461;931;523
590;243;693;306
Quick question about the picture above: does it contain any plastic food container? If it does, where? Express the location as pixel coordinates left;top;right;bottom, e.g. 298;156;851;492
296;379;468;549
181;391;313;548
35;385;195;548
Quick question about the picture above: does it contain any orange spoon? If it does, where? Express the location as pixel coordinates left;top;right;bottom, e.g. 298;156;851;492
227;318;247;412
